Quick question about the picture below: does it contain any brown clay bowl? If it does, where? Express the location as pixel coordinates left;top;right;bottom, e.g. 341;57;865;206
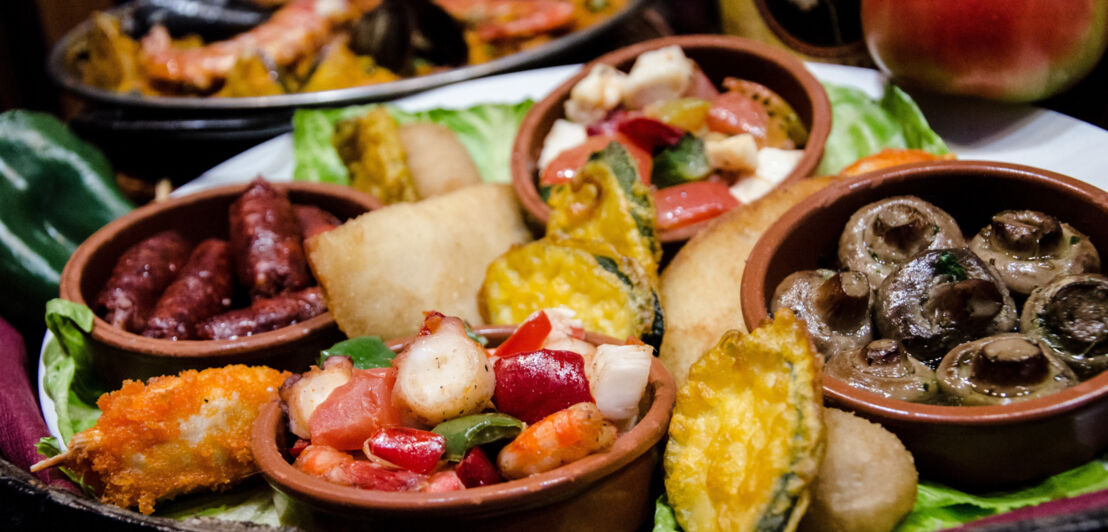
740;160;1108;487
511;34;832;243
58;181;381;385
252;325;676;531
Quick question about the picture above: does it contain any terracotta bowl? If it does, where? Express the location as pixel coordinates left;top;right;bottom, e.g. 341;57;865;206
58;181;381;385
511;34;832;243
252;325;676;531
740;160;1108;487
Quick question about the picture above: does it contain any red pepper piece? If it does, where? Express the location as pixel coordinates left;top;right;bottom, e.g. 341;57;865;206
617;116;685;153
368;427;447;475
425;470;466;492
493;349;594;424
289;438;311;458
586;109;635;137
345;460;426;491
419;310;447;336
495;310;552;358
455;447;504;488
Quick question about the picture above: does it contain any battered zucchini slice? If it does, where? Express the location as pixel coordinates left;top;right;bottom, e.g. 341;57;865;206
664;310;824;532
547;142;662;275
479;239;658;342
332;107;418;204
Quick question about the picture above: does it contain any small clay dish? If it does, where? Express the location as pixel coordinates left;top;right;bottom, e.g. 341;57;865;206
740;160;1108;487
58;181;381;385
252;326;676;531
511;34;832;243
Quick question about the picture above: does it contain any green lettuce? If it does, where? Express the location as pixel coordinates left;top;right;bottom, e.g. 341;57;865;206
816;83;950;175
292;100;533;185
653;494;682;532
42;299;104;444
319;336;396;369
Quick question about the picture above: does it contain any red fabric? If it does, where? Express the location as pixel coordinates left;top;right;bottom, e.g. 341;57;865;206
0;318;76;490
954;487;1108;529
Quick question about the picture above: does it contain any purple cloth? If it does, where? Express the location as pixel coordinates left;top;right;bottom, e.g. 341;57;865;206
0;318;77;490
954;488;1108;529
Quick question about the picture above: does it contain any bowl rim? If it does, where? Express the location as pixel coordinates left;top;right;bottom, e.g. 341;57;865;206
739;159;1108;424
251;325;676;516
510;34;833;243
58;181;382;359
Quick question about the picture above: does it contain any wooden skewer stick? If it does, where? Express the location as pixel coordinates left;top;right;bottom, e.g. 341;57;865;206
30;451;71;473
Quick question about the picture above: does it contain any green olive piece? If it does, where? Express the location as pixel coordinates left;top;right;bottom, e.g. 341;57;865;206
1022;273;1108;378
937;334;1077;406
826;338;938;403
969;210;1100;295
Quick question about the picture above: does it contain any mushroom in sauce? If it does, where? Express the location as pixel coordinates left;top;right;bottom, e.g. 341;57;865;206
876;248;1017;362
825;338;938;403
969;210;1100;295
771;269;873;359
839;196;965;289
1021;273;1108;378
937;333;1077;406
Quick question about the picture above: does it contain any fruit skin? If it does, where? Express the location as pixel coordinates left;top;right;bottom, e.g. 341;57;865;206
862;0;1108;102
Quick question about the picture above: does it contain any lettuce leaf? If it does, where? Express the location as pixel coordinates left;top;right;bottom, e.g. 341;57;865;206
816;83;950;175
292;101;533;186
42;299;103;444
894;459;1108;532
653;494;682;532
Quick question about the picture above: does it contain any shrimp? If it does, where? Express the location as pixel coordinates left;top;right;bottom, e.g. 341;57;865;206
294;444;427;491
496;402;617;479
435;0;575;41
139;0;376;90
31;365;289;515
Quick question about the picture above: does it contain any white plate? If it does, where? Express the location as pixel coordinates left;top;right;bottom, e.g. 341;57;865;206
40;62;1108;444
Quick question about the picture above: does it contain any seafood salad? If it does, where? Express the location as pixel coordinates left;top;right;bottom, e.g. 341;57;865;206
71;0;629;98
538;45;809;232
281;308;654;490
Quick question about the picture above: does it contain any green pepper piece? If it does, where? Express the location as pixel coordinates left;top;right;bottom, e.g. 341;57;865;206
432;413;524;461
0;110;132;329
320;336;396;369
651;133;711;188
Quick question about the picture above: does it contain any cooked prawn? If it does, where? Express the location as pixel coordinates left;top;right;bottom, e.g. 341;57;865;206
496;402;617;479
31;365;289;515
139;0;376;90
435;0;574;41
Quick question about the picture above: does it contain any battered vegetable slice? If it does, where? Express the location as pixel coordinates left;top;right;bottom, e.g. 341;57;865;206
480;239;658;342
664;310;824;532
546;142;661;275
332;107;418;204
32;365;289;515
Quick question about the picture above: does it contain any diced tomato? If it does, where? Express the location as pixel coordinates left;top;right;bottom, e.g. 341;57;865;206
289;438;311;458
683;65;720;100
496;310;553;359
425;470;466;492
616;116;685;153
368;427;447;475
455;447;504;488
494;349;594;424
345;460;426;492
654;181;740;231
540;134;652;187
308;368;403;450
419;310;446;336
707;91;769;140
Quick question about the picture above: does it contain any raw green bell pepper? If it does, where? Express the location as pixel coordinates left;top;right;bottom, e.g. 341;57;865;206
432;413;524;461
0;110;133;325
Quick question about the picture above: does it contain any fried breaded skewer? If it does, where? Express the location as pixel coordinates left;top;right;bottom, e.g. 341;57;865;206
32;365;289;515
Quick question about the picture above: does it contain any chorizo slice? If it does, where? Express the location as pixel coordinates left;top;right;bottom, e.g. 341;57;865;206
230;178;311;299
143;239;233;340
96;230;192;333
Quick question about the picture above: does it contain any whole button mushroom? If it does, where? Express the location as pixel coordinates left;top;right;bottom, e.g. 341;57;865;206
839;196;964;289
771;269;874;360
825;338;938;403
876;248;1017;362
1022;273;1108;378
970;210;1100;295
937;334;1077;406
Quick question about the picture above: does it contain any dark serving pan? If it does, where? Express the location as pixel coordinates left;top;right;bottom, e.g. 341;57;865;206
48;0;648;111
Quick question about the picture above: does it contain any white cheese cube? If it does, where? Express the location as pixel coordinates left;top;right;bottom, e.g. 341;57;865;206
564;64;628;124
538;119;588;170
622;45;693;109
756;147;805;185
730;176;777;204
705;134;758;173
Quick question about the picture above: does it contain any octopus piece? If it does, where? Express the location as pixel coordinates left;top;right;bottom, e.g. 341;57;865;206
825;338;938;403
937;334;1077;406
876;248;1017;363
839;196;964;289
771;269;874;360
1021;273;1108;378
969;209;1100;295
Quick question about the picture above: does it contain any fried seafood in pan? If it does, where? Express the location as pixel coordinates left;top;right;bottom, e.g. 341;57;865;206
32;365;289;514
